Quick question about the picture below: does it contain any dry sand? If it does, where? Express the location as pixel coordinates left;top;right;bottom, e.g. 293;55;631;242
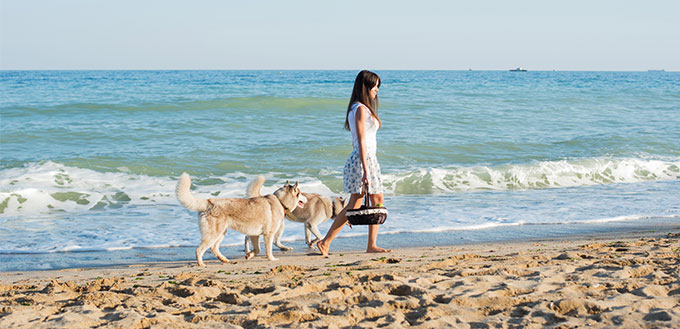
1;231;679;328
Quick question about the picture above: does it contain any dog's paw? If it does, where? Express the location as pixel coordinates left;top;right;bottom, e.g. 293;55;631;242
268;257;279;261
245;251;255;260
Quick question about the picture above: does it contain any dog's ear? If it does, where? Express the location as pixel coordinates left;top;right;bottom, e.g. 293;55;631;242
293;181;298;189
285;180;290;187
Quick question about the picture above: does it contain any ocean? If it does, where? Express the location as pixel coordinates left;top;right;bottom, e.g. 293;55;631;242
1;70;679;271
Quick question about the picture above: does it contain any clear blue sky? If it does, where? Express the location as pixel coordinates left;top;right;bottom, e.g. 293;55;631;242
1;0;678;70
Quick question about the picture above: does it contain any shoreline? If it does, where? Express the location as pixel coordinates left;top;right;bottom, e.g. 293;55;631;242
1;229;679;328
1;218;678;272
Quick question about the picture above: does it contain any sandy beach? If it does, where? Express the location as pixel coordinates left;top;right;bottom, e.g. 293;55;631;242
1;230;678;328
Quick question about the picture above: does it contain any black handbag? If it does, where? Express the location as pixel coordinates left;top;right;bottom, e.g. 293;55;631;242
346;184;388;225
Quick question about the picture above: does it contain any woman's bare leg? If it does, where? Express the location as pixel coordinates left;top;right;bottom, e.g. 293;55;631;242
367;193;391;253
316;194;362;256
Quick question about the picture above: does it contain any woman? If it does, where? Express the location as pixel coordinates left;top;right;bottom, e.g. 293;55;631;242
316;70;391;256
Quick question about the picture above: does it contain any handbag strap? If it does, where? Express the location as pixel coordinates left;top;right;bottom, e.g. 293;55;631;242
362;183;370;207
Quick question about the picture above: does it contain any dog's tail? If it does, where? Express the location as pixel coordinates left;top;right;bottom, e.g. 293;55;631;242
246;175;266;198
176;172;210;211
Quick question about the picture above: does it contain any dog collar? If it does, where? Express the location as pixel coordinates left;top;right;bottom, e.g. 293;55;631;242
286;209;298;220
275;194;297;220
281;204;291;217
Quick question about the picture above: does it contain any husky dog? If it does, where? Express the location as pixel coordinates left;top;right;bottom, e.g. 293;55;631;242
244;176;346;254
176;173;306;266
286;193;347;247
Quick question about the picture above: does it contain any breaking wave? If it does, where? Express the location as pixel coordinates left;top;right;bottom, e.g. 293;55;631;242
383;157;680;194
1;157;678;215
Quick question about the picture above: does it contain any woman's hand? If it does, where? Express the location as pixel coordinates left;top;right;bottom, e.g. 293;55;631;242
362;171;369;187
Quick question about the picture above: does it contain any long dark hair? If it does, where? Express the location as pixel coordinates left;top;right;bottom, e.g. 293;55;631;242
344;70;381;131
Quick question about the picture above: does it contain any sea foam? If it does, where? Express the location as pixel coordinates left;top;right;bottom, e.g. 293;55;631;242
0;161;332;215
383;157;680;194
1;157;678;215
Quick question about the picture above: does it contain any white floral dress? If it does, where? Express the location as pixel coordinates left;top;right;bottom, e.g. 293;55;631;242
343;102;383;194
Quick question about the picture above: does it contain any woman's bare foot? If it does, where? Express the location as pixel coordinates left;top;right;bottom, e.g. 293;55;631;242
366;246;392;253
316;240;330;257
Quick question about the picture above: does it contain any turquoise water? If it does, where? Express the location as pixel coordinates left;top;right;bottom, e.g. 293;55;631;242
1;70;679;270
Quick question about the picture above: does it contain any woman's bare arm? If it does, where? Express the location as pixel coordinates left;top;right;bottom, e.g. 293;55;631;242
355;105;370;187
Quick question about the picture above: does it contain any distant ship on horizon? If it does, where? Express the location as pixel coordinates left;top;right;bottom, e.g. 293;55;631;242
648;69;665;72
509;67;527;72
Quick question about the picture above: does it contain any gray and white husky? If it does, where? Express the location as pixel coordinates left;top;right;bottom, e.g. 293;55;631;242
176;173;306;266
244;176;346;256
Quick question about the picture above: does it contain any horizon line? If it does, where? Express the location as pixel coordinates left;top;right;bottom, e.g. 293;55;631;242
0;68;676;72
